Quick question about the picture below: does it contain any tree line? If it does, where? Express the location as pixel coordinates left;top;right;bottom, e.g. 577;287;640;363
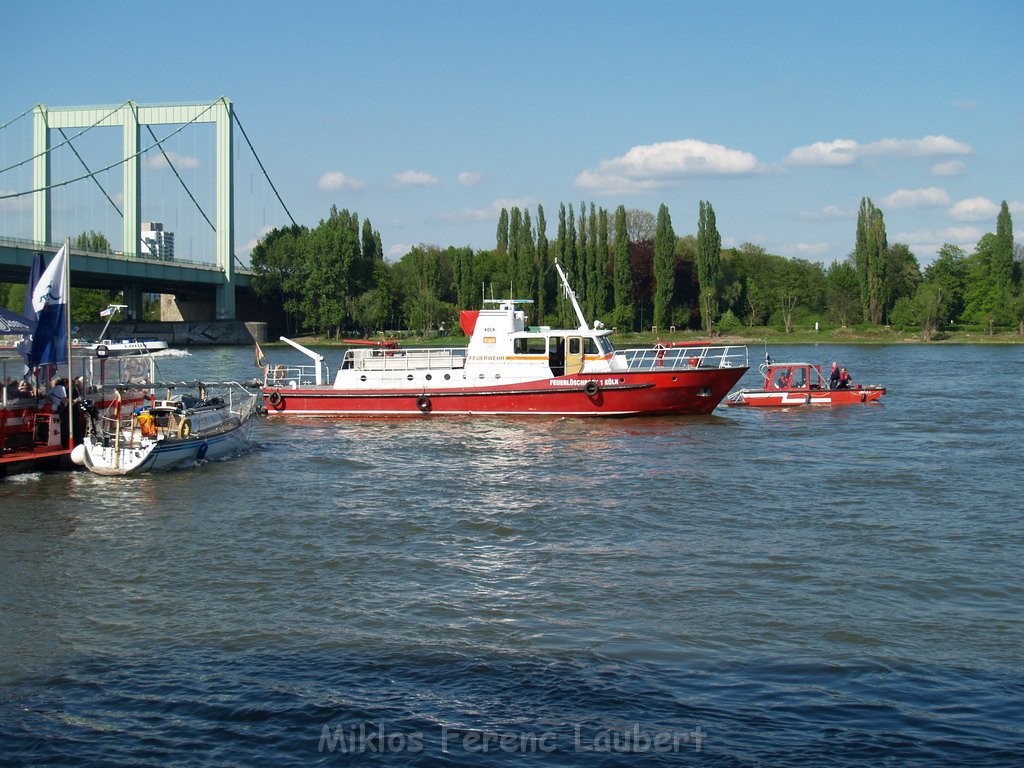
248;197;1021;340
8;199;1016;341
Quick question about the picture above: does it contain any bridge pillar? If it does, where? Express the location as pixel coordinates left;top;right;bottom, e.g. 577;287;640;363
32;106;51;243
123;102;140;272
215;99;235;319
124;284;143;320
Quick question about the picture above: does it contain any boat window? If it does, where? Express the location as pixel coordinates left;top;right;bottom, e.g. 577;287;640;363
773;369;793;389
596;337;613;355
584;338;600;355
513;337;547;354
790;368;807;389
568;337;581;355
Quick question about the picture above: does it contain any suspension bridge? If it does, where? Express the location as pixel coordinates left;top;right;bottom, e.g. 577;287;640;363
0;97;294;321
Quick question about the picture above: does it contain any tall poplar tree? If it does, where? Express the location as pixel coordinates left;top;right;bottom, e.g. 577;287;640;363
536;205;549;322
496;208;509;253
508;207;522;294
696;200;721;333
612;205;634;329
854;197;889;325
653;203;676;329
994;200;1015;290
518;209;536;307
596;207;611;318
556;204;568;325
577;202;589;315
587;203;599;320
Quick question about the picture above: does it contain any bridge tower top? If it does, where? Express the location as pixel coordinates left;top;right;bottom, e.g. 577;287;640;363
32;98;235;318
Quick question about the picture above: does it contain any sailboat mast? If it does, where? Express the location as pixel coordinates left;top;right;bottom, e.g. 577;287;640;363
63;237;73;450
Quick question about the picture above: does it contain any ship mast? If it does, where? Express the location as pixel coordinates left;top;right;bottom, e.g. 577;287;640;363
553;260;589;331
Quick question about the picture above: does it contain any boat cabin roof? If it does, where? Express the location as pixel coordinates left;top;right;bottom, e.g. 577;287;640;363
761;362;828;391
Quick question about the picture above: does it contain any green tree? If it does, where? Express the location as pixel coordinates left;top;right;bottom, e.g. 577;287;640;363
496;208;509;253
653;203;676;329
924;244;967;325
884;243;921;321
508;207;522;295
854;197;889;324
595;207;611;319
611;205;634;329
696;200;721;333
518;209;536;307
963;233;1015;333
535;205;550;322
994;200;1015;288
250;224;308;333
890;282;946;341
825;260;860;326
577;202;588;315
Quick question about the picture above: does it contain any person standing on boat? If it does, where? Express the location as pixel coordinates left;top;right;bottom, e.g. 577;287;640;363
829;362;840;389
837;367;852;389
48;377;70;448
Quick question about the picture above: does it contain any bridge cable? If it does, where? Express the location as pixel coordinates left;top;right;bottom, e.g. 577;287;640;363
0;100;132;178
0;103;36;133
231;110;297;227
0;100;220;202
58;128;123;217
145;124;214;232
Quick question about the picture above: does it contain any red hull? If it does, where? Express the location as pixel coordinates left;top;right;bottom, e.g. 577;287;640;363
263;368;748;417
728;386;886;407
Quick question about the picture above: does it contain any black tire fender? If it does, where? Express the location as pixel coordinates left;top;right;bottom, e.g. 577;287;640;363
584;380;600;397
416;396;432;414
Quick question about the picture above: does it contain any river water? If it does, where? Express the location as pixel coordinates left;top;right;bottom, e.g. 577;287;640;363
1;343;1021;766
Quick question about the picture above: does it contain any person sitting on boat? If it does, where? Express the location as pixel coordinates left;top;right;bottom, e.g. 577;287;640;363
829;362;840;389
837;367;852;389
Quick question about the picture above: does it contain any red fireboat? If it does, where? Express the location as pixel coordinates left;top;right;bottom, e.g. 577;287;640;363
726;357;885;407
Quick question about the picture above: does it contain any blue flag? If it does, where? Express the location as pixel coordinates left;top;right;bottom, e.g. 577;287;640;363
28;243;69;367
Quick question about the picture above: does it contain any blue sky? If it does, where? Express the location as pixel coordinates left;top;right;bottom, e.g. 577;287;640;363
1;0;1021;266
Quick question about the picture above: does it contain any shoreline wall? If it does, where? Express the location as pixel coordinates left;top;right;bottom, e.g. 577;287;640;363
75;321;267;346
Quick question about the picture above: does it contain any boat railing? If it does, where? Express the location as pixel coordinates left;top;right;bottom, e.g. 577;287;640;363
348;347;467;372
620;343;749;372
264;363;330;387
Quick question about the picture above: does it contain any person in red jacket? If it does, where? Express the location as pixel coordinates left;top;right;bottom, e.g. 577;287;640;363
837;367;852;389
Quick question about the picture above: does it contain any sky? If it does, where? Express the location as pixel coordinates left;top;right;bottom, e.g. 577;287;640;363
1;0;1021;267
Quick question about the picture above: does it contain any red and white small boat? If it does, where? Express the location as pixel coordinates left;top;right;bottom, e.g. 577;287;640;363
726;359;885;407
1;351;154;478
261;262;749;417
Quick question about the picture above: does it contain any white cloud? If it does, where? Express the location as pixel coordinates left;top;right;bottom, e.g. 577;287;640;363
438;207;494;223
882;187;950;209
783;242;831;259
573;171;676;196
932;160;965;177
394;170;440;187
894;226;984;246
317;171;364;191
797;204;856;221
457;171;483;187
785;135;972;167
575;139;763;195
144;150;201;170
439;197;537;223
241;225;276;255
385;243;411;260
948;197;999;221
785;139;860;167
